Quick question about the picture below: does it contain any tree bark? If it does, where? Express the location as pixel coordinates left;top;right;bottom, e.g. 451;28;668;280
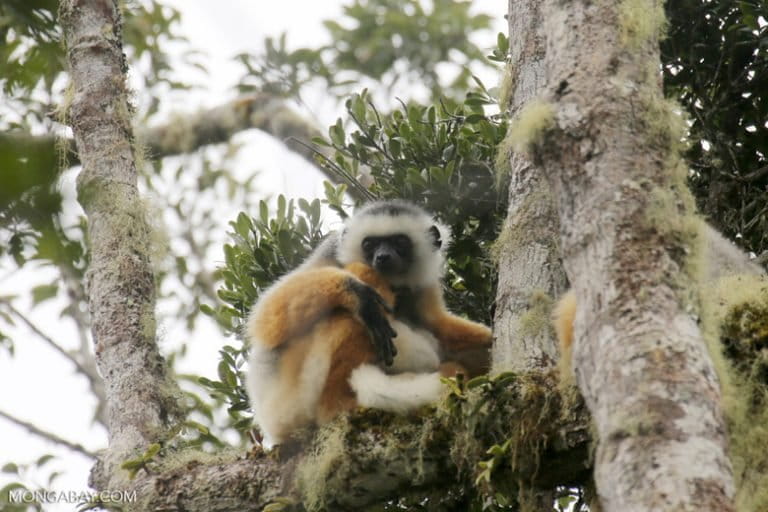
527;0;736;510
60;0;184;489
492;0;566;374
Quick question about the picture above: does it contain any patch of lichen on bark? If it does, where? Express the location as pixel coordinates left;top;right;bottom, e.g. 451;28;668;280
490;183;558;265
618;0;668;50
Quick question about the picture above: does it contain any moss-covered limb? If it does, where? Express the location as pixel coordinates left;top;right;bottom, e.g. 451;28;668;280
719;285;768;382
100;372;590;511
139;94;327;166
121;450;286;512
15;92;350;192
703;275;768;512
297;372;591;511
60;0;185;489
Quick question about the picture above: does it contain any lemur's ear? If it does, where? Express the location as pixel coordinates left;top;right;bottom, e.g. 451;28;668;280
428;225;442;249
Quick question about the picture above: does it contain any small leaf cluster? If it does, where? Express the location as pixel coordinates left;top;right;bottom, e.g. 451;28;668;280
196;344;252;434
203;196;326;334
441;372;590;512
441;372;521;511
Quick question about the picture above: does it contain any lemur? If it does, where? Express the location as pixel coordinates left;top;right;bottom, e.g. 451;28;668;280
246;200;492;445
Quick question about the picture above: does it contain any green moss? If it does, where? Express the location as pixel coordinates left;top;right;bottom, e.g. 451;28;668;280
505;99;556;154
702;275;768;512
519;290;555;339
494;126;515;179
489;183;556;266
641;93;689;155
618;0;668;49
158;112;197;153
156;446;238;473
295;421;350;511
497;61;515;113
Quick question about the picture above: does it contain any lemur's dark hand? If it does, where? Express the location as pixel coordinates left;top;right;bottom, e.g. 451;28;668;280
348;280;397;366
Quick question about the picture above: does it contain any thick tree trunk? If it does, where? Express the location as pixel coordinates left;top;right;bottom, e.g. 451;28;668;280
492;0;567;374
60;0;184;489
519;0;737;510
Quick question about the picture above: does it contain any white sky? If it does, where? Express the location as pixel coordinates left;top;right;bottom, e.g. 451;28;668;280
0;1;506;509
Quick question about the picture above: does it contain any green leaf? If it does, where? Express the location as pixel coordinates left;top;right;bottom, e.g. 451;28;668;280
31;283;58;305
330;118;345;146
35;454;54;467
1;463;18;474
184;420;210;436
143;443;161;459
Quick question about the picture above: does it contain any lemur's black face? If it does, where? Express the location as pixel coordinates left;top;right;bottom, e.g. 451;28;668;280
362;234;413;275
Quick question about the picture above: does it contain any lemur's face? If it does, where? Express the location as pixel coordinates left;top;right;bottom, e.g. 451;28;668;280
361;233;413;276
337;201;450;288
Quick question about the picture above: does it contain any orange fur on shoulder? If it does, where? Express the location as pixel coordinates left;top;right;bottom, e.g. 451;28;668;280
419;286;493;352
248;267;362;350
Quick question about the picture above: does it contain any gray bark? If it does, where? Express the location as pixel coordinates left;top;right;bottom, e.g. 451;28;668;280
492;0;566;373
60;0;184;489
531;0;735;510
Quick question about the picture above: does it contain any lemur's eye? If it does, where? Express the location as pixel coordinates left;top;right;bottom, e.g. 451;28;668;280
392;235;411;249
361;238;376;253
391;234;412;255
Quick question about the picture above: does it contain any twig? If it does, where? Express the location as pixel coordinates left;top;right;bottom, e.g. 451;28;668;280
0;409;97;459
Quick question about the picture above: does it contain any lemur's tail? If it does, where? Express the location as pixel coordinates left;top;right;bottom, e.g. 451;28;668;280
349;364;443;412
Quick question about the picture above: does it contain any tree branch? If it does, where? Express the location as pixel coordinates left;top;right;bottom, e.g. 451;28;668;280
492;0;565;374
111;373;591;511
60;0;185;488
7;93;344;185
0;409;96;459
1;301;105;411
534;0;735;509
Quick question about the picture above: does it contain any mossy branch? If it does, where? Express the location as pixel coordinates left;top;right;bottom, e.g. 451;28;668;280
8;93;347;190
115;372;591;511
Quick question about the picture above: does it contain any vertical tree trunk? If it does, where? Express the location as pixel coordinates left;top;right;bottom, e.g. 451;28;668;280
492;0;567;374
60;0;183;489
511;0;736;509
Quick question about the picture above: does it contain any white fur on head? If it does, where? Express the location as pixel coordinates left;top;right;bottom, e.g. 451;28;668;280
336;200;451;288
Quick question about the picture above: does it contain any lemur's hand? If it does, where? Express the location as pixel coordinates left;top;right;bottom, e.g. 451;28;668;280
348;280;397;366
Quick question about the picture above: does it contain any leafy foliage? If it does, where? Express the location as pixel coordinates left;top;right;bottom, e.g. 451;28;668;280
663;0;768;258
236;0;494;101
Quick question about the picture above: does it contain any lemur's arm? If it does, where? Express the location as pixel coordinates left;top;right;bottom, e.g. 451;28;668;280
417;286;492;352
247;266;397;364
